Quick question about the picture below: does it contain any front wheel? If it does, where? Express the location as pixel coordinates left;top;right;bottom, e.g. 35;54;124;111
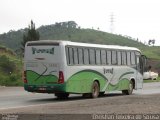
122;80;134;95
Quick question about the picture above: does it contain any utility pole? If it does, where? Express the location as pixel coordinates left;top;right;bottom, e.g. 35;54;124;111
110;12;115;33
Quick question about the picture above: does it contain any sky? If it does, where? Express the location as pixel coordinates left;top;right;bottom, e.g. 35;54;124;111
1;0;160;45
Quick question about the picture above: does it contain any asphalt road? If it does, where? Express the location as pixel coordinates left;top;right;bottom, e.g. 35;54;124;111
0;82;159;111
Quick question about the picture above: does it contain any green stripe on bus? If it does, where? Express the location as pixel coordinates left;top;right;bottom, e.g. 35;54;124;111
106;79;130;91
66;70;107;93
119;72;134;80
26;70;58;85
66;70;131;93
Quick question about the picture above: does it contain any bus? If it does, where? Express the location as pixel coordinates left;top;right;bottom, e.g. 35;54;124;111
23;40;146;99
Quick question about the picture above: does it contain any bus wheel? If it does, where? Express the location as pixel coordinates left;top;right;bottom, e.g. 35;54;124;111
91;81;100;98
55;93;69;99
122;81;133;95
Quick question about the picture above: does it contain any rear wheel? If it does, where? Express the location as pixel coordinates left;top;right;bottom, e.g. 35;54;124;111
91;81;100;98
55;93;69;99
122;80;134;95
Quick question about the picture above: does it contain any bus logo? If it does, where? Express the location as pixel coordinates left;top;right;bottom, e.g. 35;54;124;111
32;47;54;55
103;68;114;74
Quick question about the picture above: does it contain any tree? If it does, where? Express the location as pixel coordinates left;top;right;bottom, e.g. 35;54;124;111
148;39;155;46
21;20;40;52
67;21;77;28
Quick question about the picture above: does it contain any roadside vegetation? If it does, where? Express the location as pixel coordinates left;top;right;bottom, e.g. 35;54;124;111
143;77;160;83
0;45;23;86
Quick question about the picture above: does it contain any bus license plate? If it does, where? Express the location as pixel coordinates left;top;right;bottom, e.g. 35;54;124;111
39;88;46;91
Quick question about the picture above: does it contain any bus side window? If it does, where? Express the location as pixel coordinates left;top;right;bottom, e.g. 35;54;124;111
66;47;69;65
89;49;96;65
131;52;136;65
127;52;131;65
122;51;127;65
111;50;117;65
101;50;106;65
96;49;101;65
117;51;122;65
107;51;111;65
69;47;74;65
84;48;89;65
73;47;78;65
78;48;83;65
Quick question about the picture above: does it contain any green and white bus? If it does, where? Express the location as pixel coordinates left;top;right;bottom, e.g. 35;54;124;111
24;40;146;98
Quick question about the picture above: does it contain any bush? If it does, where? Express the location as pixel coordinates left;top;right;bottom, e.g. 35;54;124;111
0;55;16;74
0;73;23;86
0;55;23;86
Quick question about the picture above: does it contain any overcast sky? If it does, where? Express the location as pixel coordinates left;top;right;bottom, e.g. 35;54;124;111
1;0;160;45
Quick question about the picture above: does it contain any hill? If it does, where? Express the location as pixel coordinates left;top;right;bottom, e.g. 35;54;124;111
0;21;145;51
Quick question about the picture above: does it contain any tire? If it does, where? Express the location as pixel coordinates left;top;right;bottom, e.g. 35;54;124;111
91;81;100;98
122;80;133;95
55;93;69;99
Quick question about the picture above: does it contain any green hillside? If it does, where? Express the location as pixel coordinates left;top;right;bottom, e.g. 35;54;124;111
140;46;160;60
0;21;145;51
0;21;160;61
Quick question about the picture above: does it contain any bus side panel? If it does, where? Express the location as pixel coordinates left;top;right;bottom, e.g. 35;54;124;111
65;66;136;94
65;69;106;93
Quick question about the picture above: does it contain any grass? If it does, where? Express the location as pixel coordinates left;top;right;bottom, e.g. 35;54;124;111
0;49;23;86
143;77;160;83
140;46;160;60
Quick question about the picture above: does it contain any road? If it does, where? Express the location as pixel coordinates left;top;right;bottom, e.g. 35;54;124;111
0;82;159;110
0;82;160;120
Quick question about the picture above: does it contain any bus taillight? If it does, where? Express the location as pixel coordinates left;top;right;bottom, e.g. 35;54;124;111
58;71;64;84
23;71;28;83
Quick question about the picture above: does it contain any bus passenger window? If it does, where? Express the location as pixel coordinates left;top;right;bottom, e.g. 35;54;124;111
73;48;78;65
96;49;101;65
111;51;117;65
107;51;111;65
101;50;107;65
78;48;83;65
122;51;127;65
84;48;89;65
131;52;136;65
89;49;96;65
69;47;74;65
117;51;122;65
127;52;131;65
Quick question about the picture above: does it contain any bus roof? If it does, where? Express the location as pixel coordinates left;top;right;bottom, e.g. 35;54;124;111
26;40;140;52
